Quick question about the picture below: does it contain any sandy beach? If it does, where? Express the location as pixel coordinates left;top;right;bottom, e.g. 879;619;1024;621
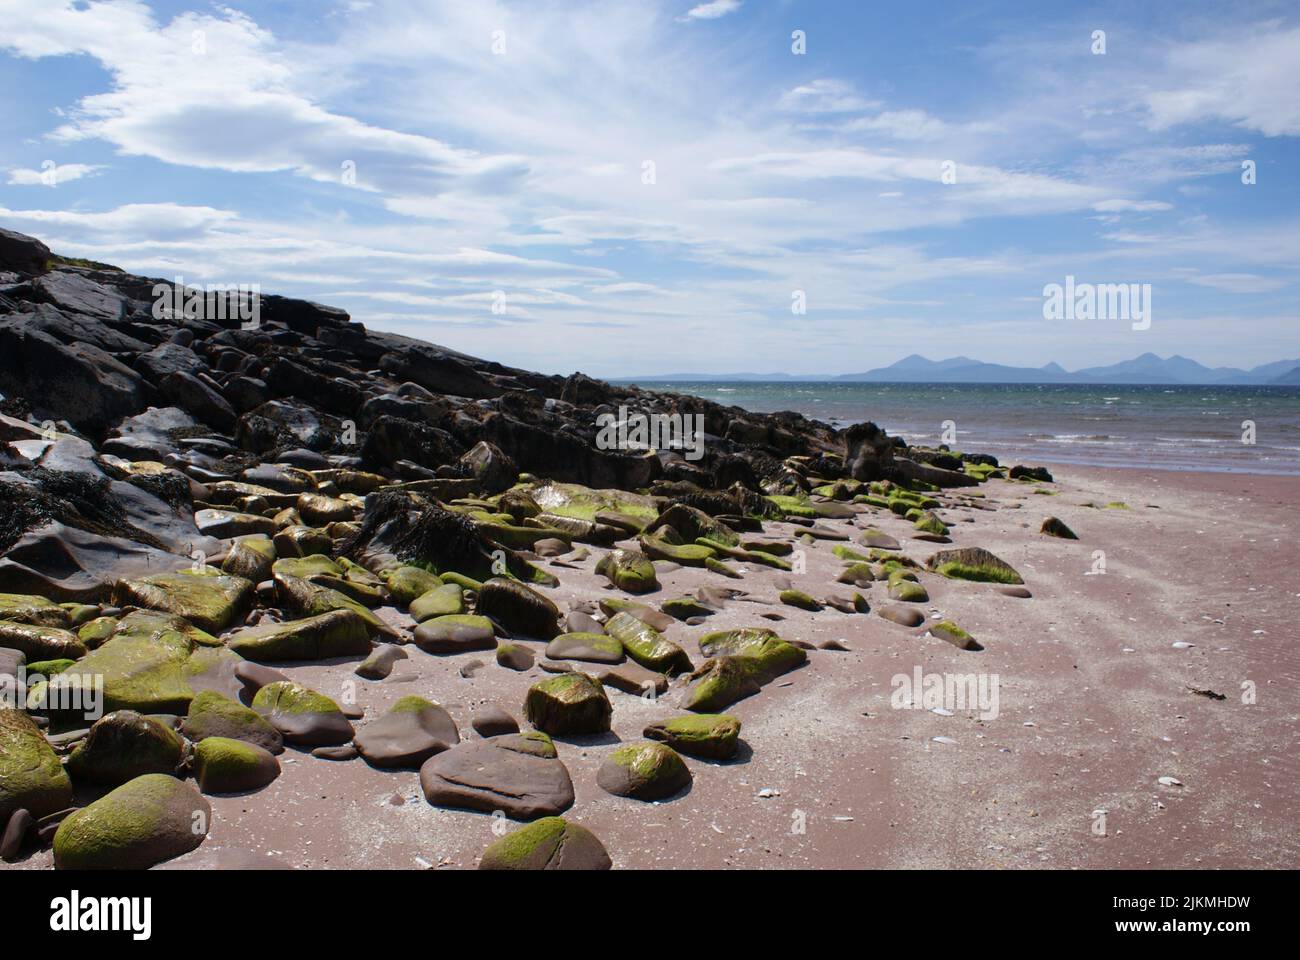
11;461;1292;872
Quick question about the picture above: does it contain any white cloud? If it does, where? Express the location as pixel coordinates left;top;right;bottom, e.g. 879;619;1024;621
7;163;104;186
1091;199;1174;213
681;1;741;21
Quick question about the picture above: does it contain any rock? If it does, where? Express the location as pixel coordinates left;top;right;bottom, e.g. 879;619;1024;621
181;690;284;754
0;707;73;821
595;548;660;593
475;578;560;639
47;610;223;716
354;696;460;768
596;740;691;800
660;597;715;621
355;643;408;680
779;589;822;611
233;661;289;698
999;585;1033;598
696;627;806;682
409;583;464;622
929;620;984;651
545;632;623;664
160;371;237;432
383;566;443;606
859;527;901;550
53;774;211;870
926;546;1024;584
0;227;51;275
419;733;574;820
0;592;71;628
193;737;280;793
1;807;34;861
273;573;397;640
887;577;929;602
114;570;254;633
251;680;354;747
0;620;85;661
1010;465;1053;482
1040;516;1077;539
195;508;278;539
457;441;519;494
221;535;276;583
311;744;358;761
603;612;692;674
680;657;762;713
496;642;535;671
226;609;372;662
65;711;185;786
478;816;611;870
598;597;675;632
472;703;520;737
413;614;497;654
878;604;926;627
297;493;354;526
523;672;612;736
644;713;741;760
594;661;668;697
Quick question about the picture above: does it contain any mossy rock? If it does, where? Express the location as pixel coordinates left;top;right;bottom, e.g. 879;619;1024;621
779;589;822;611
0;620;85;661
412;614;497;654
660;597;715;621
637;536;716;566
274;524;332;557
477;816;611;870
193;736;280;793
0;706;73;821
113;570;254;633
764;495;818;519
477;521;572;550
273;555;383;607
383;566;443;606
832;545;873;563
409;583;465;623
681;656;763;713
603;612;692;675
77;616;119;649
696;627;806;683
66;710;185;786
523;673;612;736
437;570;485;593
926;547;1023;584
888;578;929;603
476;578;560;639
524;481;659;524
595;549;660;594
913;512;948;536
182;690;283;754
251;680;353;747
704;556;742;578
929;619;983;651
0;593;70;628
46;611;218;717
643;713;741;759
1040;516;1078;539
697;538;793;570
645;504;740;547
837;562;876;585
52;773;211;870
297;493;355;526
25;657;76;676
273;573;398;640
596;740;691;801
226;609;372;662
545;632;624;664
221;535;276;584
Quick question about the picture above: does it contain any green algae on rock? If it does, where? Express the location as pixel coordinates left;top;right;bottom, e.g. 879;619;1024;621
476;577;560;639
53;773;211;870
412;614;497;654
193;736;280;793
643;713;741;759
382;565;444;606
251;680;354;747
182;690;283;754
226;609;372;662
603;612;692;674
408;583;465;623
0;706;73;821
65;710;185;786
477;816;611;870
113;569;254;633
523;672;612;736
596;740;691;801
926;546;1024;584
595;548;660;594
545;631;624;664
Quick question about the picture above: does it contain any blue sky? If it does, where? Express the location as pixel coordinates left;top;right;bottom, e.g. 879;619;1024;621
1;0;1297;376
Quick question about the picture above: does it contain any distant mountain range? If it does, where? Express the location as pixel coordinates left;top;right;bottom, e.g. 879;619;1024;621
622;353;1300;385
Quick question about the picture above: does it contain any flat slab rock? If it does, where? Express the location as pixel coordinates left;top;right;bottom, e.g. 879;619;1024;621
419;734;574;821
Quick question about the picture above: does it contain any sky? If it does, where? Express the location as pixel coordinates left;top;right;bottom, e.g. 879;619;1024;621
1;0;1298;378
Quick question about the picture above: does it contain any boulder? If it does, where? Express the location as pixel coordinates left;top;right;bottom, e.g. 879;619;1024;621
181;690;283;754
65;711;185;786
478;816;611;870
53;774;211;870
643;713;741;759
419;733;574;821
0;706;73;821
596;740;692;800
251;680;354;747
523;673;612;736
354;696;460;768
225;609;372;662
193;737;280;793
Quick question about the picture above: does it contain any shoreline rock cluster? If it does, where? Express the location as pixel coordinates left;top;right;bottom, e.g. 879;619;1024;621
0;229;1053;869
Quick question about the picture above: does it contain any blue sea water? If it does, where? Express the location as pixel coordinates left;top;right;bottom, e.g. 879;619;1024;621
621;381;1300;475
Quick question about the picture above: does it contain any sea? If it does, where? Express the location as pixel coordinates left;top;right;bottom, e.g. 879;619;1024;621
619;381;1300;476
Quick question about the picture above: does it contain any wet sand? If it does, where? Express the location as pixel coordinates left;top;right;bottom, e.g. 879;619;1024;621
9;464;1298;870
